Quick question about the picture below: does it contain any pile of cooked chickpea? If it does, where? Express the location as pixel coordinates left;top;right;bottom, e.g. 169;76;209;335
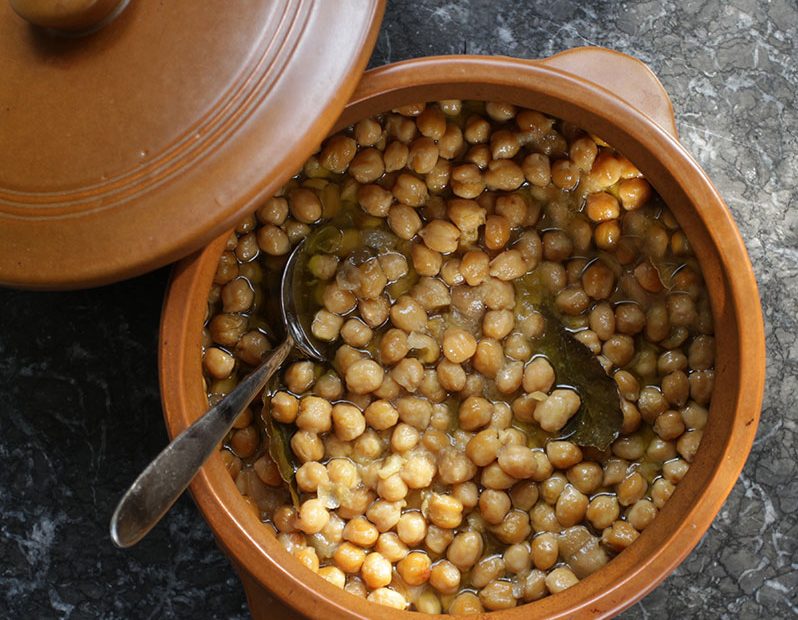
202;100;715;614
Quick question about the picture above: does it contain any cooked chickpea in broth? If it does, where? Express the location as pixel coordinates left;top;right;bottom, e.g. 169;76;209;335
204;101;714;613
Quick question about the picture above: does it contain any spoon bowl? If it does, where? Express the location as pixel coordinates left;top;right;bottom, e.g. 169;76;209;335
110;239;324;548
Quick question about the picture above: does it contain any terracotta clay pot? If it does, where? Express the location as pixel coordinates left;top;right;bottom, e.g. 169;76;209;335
160;49;766;619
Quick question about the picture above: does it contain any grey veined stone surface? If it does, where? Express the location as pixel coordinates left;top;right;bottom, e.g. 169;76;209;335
1;1;795;618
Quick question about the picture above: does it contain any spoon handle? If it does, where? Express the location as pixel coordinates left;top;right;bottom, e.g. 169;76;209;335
110;335;294;548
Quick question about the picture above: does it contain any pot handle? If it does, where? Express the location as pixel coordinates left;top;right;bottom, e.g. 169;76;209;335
535;47;678;139
8;0;129;34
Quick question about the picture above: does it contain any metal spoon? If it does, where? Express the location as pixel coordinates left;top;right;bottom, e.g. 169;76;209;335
110;240;328;548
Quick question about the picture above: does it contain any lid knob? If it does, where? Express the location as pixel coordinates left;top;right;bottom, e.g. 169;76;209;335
9;0;128;34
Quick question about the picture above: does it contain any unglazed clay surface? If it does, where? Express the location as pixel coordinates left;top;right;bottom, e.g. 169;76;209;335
0;1;794;618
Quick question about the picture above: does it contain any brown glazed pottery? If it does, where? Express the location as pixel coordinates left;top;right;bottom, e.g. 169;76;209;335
0;0;384;290
160;49;766;619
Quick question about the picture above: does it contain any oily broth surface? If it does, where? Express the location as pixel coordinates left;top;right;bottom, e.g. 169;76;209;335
202;100;714;614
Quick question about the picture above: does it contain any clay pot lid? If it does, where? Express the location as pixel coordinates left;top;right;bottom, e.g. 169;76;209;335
0;0;385;289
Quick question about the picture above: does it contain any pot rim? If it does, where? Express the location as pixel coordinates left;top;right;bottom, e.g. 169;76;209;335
160;52;765;619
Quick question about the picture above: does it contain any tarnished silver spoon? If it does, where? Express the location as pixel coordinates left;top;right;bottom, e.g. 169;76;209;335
110;240;328;548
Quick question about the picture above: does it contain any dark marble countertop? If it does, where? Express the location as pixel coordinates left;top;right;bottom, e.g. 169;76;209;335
1;1;796;618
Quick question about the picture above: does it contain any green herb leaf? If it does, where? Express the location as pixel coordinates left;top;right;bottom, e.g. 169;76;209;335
514;273;622;451
262;391;300;508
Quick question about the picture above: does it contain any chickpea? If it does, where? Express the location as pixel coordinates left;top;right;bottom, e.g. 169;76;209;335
387;204;422;240
479;489;511;525
428;494;464;529
555;485;589;527
229;425;258;458
568;135;598;171
472;338;504;379
651;477;675;509
490;509;532;545
295;498;329;535
534;389;581;432
288;188;322;224
489;249;528;281
559;463;596;497
450;163;485;198
544;567;578;594
344;577;368;598
447;531;484;570
382;140;408;172
397;551;432;586
390;423;420;453
322;282;356;315
617;471;648;506
521;153;551;188
429;560;460;594
366;500;403;532
542;230;573;262
619;177;652;210
505;333;533;362
540;472;567;505
526;532;557;571
472;556;506;590
484;159;524;191
364;400;399;430
419;219;460;254
504;481;536;513
485;214;511;250
408;136;439;174
203;347;235;380
432;359;464;393
339;318;372;349
291;430;324;463
340;516;378;548
497;445;538;479
627;499;658;531
401;454;436;490
347;147;384;184
689;335;715;370
345;359;384;395
425;524;455;555
587;150;622;190
269;391;298;424
466;428;501;467
311;309;343;342
397;396;433;430
438;448;478;485
449;592;484;615
457;395;492;431
295;396;331;434
585;191;620;223
359;552;392;590
209;313;247;348
551;159;580;190
328;404;365;442
353;117;382;147
464;114;491;143
375;532;409;563
602;520;640;551
453;481;479;508
521;357;555;394
677;429;703;462
377;473;408;502
411;242;442;277
529;501;560;533
662;370;690;407
602;334;636;368
257;196;288;225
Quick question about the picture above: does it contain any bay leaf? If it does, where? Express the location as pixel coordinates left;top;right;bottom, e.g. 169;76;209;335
262;390;300;508
514;274;622;451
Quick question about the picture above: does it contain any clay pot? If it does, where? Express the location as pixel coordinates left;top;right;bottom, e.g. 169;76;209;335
160;49;765;619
